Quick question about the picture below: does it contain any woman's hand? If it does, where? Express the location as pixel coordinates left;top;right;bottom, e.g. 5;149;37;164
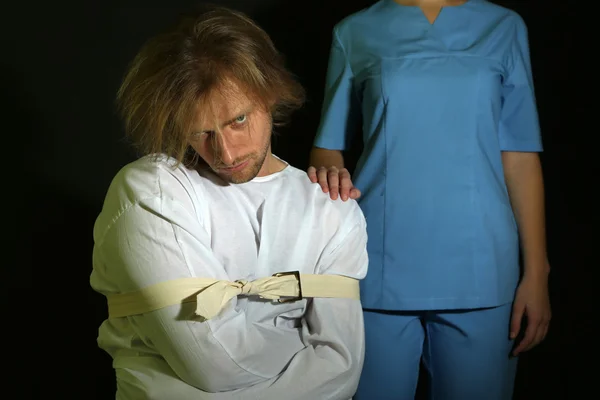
307;166;361;201
510;269;552;356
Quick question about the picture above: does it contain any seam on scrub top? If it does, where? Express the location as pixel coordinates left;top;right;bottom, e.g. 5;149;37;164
500;139;544;153
379;53;501;64
333;28;356;78
380;60;387;305
333;26;362;124
472;72;482;297
395;296;483;303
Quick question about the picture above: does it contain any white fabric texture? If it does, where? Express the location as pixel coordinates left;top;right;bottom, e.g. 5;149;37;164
90;155;369;399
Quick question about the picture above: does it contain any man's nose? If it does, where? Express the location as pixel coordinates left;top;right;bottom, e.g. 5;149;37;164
214;131;238;165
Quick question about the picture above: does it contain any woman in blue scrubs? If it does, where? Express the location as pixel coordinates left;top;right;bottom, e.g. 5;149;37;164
307;0;551;399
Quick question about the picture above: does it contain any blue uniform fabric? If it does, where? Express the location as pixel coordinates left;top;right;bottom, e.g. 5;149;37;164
314;0;543;311
355;304;518;400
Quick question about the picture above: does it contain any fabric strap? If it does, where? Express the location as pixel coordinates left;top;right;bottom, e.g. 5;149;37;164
107;272;360;320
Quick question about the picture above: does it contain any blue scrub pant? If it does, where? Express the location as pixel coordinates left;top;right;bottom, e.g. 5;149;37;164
355;303;517;400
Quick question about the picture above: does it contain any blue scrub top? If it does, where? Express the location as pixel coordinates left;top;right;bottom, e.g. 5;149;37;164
313;0;543;311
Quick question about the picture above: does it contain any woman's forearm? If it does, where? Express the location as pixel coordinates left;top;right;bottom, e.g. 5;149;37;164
502;151;550;278
310;147;345;169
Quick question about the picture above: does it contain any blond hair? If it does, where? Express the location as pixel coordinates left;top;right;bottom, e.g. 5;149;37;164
116;5;305;165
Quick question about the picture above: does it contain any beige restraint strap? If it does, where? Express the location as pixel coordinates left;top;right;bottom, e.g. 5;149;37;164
107;272;359;320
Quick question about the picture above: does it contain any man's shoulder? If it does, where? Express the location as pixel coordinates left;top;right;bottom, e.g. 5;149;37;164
281;165;366;228
97;155;202;223
94;155;205;243
106;155;197;201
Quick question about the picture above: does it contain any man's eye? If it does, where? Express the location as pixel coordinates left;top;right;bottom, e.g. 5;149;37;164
234;114;247;124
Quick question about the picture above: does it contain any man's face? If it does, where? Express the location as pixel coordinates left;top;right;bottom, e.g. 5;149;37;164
189;81;272;184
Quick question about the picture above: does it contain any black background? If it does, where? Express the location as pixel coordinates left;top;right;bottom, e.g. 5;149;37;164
9;0;593;398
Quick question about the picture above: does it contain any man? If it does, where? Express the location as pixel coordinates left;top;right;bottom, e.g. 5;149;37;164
90;6;368;400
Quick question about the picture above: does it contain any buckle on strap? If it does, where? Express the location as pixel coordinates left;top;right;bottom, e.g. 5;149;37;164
272;271;303;303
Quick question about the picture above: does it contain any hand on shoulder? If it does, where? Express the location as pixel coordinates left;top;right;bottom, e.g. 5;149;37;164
307;166;361;202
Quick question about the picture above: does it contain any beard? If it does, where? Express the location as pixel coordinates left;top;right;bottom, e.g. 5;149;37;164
211;140;270;184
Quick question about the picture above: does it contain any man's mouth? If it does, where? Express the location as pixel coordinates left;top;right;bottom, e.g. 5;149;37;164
218;159;250;172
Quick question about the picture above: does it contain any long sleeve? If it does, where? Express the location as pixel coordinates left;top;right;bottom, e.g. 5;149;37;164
313;27;361;151
292;214;368;399
498;16;543;152
91;161;368;399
